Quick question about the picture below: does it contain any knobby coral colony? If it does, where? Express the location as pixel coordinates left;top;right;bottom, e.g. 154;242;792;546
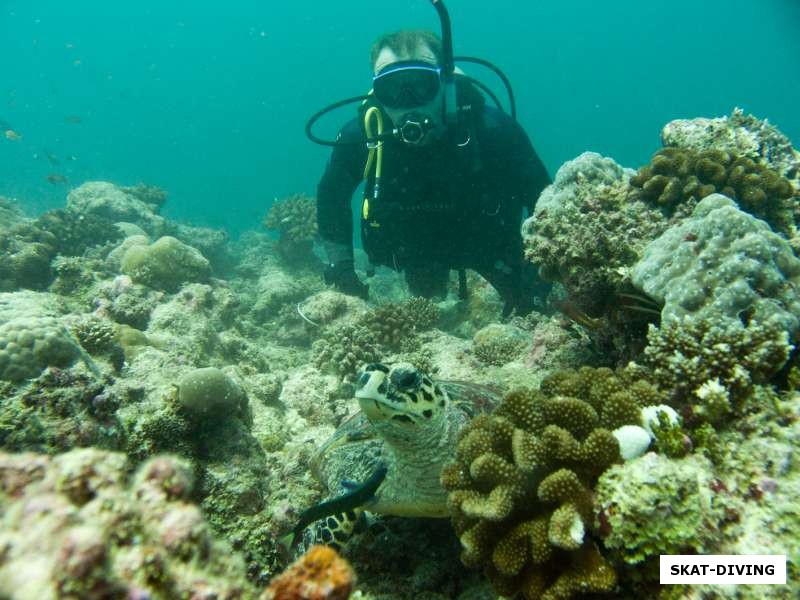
631;147;796;232
441;368;660;600
264;193;318;244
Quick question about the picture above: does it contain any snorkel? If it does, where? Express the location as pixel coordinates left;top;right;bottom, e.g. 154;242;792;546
430;0;457;128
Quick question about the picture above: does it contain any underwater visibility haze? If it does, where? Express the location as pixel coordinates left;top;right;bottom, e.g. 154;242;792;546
0;0;799;599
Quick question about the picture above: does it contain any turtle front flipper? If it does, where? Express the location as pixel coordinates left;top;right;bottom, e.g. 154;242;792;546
312;508;367;550
282;464;388;556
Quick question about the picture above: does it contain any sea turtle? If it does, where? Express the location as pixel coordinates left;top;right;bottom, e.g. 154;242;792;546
286;361;502;552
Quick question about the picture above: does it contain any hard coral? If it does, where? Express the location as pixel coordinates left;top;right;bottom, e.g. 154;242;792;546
522;152;667;316
264;194;318;243
0;449;258;599
34;208;123;257
264;193;318;265
120;236;211;292
311;323;382;380
441;368;651;600
631;147;795;231
263;545;355;600
641;318;791;424
0;223;57;291
632;194;800;336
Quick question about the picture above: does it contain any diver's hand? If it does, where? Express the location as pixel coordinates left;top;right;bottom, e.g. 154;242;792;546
324;260;369;300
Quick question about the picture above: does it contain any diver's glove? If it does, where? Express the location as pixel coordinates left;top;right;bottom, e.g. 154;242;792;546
324;260;369;300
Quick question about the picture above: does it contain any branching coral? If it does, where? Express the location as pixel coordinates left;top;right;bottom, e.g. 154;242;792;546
631;147;796;231
264;193;319;265
472;324;528;366
311;323;382;380
640;318;792;424
441;368;654;599
264;194;318;243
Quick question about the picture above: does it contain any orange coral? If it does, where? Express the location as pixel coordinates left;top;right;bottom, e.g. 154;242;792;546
263;545;355;600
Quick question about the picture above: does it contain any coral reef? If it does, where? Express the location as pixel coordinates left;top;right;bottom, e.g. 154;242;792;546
264;193;319;264
0;316;85;382
630;147;795;231
66;181;167;236
522;152;667;316
0;223;57;291
120;235;211;292
639;318;791;424
119;182;168;210
472;323;529;366
311;323;382;380
176;367;249;423
594;391;800;599
34;208;123;257
440;367;658;600
264;545;355;600
595;452;729;564
632;194;800;336
661;108;800;183
0;449;260;599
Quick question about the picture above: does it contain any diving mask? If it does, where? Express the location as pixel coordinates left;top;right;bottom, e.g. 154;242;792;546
372;61;442;108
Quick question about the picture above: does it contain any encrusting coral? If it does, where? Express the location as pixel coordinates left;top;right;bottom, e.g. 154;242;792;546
630;147;795;231
441;367;660;600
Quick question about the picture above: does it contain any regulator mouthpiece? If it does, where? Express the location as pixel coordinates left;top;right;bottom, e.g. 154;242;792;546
396;113;436;145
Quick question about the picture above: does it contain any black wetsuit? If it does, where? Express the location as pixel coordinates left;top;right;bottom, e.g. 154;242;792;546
317;102;551;315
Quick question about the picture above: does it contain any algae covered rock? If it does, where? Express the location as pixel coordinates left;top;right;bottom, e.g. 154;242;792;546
66;181;167;235
121;235;211;292
177;367;248;422
632;194;800;335
595;452;728;564
0;449;258;599
522;152;667;313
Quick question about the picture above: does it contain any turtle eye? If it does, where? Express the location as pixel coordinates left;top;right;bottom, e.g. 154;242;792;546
391;368;420;390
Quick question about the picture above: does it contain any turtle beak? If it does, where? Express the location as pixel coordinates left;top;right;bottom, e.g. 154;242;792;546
355;370;387;403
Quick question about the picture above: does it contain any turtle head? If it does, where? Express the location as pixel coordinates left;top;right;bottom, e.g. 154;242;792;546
355;362;447;441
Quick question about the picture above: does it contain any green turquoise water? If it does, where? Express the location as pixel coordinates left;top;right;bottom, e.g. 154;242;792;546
1;0;798;233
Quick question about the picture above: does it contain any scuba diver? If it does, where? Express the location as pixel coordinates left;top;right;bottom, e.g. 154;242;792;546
308;2;551;316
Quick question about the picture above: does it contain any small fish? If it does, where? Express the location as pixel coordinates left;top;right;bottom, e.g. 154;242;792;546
4;129;22;141
47;174;69;185
280;464;388;552
43;148;60;166
64;115;82;124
